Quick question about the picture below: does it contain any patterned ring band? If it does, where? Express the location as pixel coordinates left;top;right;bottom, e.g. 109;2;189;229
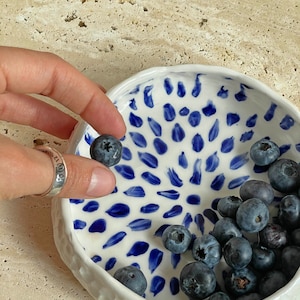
34;145;68;197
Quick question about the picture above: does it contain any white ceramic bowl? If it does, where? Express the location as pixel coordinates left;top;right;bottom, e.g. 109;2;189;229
52;65;300;300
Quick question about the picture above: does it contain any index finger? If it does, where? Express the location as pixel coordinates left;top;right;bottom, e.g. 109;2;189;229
0;47;126;138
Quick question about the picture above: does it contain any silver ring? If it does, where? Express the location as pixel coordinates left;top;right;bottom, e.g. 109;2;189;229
34;145;67;197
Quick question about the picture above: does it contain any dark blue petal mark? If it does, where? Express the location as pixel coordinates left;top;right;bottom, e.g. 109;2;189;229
212;198;220;210
296;143;300;152
188;111;201;127
190;158;201;185
178;151;188;169
114;164;135;179
89;219;106;233
163;103;176;121
204;208;219;224
138;152;158;168
171;253;181;269
148;117;162;137
170;277;180;295
131;263;141;269
228;175;250;189
70;198;84;204
202;100;216;116
192;133;204;152
73;219;87;230
144;85;154;108
205;151;219;172
164;78;174;95
177;81;186;97
111;186;118;194
154;224;170;237
211;173;225;191
91;255;102;263
83;200;99;213
103;231;127;249
230;152;249;170
122;147;132;160
149;249;163;273
106;203;130;218
127;241;149;256
141;172;161;185
167;168;183;187
192;74;202;97
129;98;137;110
217;86;228;98
84;132;94;145
235;84;247;101
140;203;160;214
172;123;185;142
221;136;234;153
163;205;183;218
208;119;219;142
279;144;291;155
194;213;205;234
128;219;152;231
280;114;295;130
150;276;165;296
179;107;190;116
129;132;147;147
186;194;200;205
240;130;254;142
157;190;180;200
124;186;145;197
153;138;168;154
264;103;277;121
227;113;240;126
246;114;257;127
129;112;143;127
130;85;140;94
182;212;193;228
253;164;269;174
105;257;116;271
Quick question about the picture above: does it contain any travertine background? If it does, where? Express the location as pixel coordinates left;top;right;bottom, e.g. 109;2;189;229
0;0;299;299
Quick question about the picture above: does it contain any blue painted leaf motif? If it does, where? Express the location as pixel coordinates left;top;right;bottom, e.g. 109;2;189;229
230;152;249;170
129;112;143;127
179;107;190;116
138;152;158;168
211;173;225;191
157;190;180;200
235;84;247;101
114;165;135;179
167;168;183;187
296;143;300;152
202;100;216;116
209;119;219;142
246;114;257;127
85;132;94;145
105;257;116;271
192;133;204;152
253;164;269;174
73;219;87;230
148;117;162;137
154;224;170;237
106;203;130;218
129;132;147;147
279;144;291;155
205;151;219;172
153;137;168;154
141;172;161;185
150;276;165;296
264;103;277;121
217;86;228;98
163;205;183;218
149;249;163;273
178;151;188;168
170;277;180;295
129;85;140;94
144;85;154;108
129;98;137;110
83;200;99;212
188;111;201;127
186;194;200;205
212;198;220;210
89;219;106;233
102;231;127;249
221;136;234;153
228;175;250;189
128;219;152;231
227;113;240;126
172;123;185;142
140;203;160;214
127;241;149;256
177;81;186;97
164;78;173;95
163;103;176;121
192;74;202;97
240;130;254;142
190;158;201;185
203;209;219;224
194;213;205;234
122;147;132;160
91;255;102;263
280;114;294;130
171;253;181;269
182;212;193;228
124;186;145;197
70;198;84;204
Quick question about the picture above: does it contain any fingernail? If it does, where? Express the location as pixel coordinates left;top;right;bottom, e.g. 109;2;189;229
87;167;114;197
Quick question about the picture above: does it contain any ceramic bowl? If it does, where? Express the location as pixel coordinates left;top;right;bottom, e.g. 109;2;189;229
52;65;300;300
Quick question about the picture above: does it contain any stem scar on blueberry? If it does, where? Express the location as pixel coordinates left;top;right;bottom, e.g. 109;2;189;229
260;143;271;151
235;277;250;289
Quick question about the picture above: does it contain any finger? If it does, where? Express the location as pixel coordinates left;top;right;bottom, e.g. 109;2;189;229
0;47;126;138
0;92;78;139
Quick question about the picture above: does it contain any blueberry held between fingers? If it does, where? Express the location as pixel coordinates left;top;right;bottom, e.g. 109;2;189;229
90;134;122;167
250;139;280;166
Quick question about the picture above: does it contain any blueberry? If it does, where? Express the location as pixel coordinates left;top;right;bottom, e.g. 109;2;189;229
180;261;216;299
223;237;252;270
211;217;242;245
236;198;269;233
291;228;300;246
278;194;300;230
250;243;276;271
113;265;147;296
250;139;280;166
281;245;300;279
239;179;274;205
268;158;300;193
236;293;263;300
162;224;192;254
259;223;287;249
258;270;287;297
192;234;222;268
208;291;231;300
217;196;242;218
90;134;122;167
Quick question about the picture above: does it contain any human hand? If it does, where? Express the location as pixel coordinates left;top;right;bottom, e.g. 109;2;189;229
0;47;126;200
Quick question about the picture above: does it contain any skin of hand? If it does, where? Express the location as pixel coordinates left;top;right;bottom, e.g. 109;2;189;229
0;46;126;200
